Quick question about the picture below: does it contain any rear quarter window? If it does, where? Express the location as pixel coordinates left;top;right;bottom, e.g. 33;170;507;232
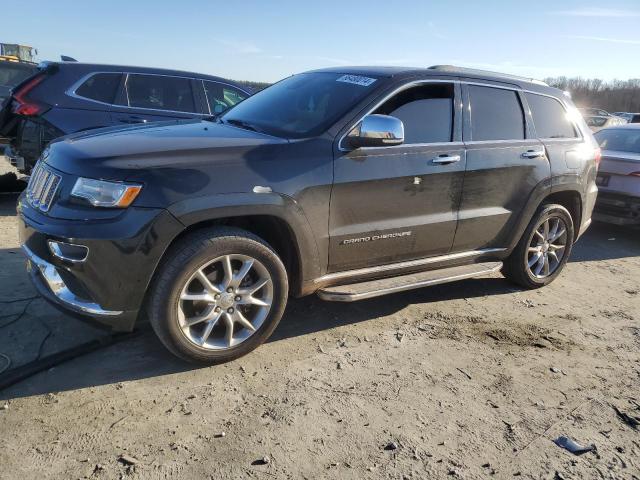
468;85;525;141
75;73;122;104
525;93;577;139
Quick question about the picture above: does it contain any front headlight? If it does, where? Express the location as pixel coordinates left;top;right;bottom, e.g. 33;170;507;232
71;177;142;208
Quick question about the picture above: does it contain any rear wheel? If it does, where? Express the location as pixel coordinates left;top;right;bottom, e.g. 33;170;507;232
502;204;574;289
148;227;288;364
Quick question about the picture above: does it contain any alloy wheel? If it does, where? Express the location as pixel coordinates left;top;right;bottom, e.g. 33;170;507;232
526;216;568;279
177;254;273;350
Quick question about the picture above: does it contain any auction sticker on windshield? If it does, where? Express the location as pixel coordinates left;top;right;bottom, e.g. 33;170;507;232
336;75;377;87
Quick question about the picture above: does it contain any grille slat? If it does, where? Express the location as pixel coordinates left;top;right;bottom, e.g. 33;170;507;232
29;167;44;197
26;162;61;212
38;175;56;207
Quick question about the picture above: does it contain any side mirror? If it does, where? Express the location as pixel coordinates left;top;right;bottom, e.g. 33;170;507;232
346;114;404;149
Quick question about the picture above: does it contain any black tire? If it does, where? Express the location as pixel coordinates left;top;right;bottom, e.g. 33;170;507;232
502;204;575;289
148;227;288;364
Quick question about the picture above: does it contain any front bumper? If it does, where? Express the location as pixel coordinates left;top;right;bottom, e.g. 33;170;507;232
19;197;184;330
23;244;138;330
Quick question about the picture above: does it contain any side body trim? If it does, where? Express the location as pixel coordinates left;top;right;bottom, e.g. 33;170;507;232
314;248;506;284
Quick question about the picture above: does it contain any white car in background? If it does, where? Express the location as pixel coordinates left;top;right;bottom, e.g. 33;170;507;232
584;115;626;132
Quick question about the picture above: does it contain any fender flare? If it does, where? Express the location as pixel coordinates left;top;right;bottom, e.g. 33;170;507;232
505;177;553;252
166;191;323;283
506;176;586;252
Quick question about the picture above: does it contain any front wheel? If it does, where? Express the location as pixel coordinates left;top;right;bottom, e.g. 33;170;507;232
502;204;575;289
148;227;288;364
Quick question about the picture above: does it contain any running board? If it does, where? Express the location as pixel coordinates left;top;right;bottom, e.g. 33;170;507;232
317;262;503;302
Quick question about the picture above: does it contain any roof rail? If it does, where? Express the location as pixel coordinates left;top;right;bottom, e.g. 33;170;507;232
427;65;549;87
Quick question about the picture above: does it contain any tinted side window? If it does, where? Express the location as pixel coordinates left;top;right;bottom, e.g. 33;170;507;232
469;85;525;141
374;83;454;144
126;74;195;112
526;93;577;139
204;81;247;114
75;73;122;104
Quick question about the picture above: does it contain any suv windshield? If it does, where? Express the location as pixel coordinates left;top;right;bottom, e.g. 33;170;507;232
595;128;640;154
221;72;382;138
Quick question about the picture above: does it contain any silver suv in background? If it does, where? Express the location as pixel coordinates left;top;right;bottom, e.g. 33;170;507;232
593;124;640;225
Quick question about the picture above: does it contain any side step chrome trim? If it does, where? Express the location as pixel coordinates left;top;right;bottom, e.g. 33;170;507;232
317;262;503;302
316;248;506;284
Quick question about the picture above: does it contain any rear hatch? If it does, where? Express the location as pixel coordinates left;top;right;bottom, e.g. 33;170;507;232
597;150;640;196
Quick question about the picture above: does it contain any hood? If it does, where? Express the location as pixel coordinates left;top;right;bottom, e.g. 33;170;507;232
44;119;288;179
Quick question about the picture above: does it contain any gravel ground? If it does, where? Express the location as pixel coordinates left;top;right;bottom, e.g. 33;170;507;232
0;192;638;480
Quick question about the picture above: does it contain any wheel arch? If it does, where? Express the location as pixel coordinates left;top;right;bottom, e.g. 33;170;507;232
541;189;582;239
158;192;322;297
506;180;583;252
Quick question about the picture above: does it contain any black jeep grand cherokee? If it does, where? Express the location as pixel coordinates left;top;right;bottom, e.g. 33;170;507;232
18;66;599;363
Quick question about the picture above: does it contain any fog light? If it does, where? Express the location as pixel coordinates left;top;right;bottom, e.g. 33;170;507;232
47;240;88;263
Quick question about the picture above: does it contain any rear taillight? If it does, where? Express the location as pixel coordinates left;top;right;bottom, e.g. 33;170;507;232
12;74;49;116
594;147;602;169
630;172;640;177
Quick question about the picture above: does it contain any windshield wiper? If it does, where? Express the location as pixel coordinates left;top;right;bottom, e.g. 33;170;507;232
224;118;261;133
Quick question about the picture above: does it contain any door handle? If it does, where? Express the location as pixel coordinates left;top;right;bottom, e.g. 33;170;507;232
521;149;546;159
431;154;461;164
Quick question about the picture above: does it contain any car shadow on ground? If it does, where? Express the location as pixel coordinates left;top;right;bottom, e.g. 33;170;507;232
0;193;19;216
570;221;639;263
0;181;25;203
0;275;517;400
1;221;638;400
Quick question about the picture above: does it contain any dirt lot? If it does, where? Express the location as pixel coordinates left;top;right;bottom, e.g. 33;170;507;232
0;189;639;480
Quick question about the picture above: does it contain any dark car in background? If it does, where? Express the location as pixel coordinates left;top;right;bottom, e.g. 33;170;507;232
0;60;36;104
593;124;640;225
0;62;251;172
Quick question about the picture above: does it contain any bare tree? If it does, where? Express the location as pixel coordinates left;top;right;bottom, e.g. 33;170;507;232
546;77;640;112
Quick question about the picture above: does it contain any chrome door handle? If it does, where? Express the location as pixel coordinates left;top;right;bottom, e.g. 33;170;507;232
431;154;461;164
521;149;546;159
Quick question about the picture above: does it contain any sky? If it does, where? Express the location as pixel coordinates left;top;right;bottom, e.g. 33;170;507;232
2;0;640;83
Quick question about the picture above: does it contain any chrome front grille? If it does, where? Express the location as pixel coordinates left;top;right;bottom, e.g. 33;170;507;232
26;163;61;212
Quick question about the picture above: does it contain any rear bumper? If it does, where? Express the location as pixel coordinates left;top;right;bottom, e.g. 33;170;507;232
3;118;65;173
578;181;598;239
594;191;640;225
